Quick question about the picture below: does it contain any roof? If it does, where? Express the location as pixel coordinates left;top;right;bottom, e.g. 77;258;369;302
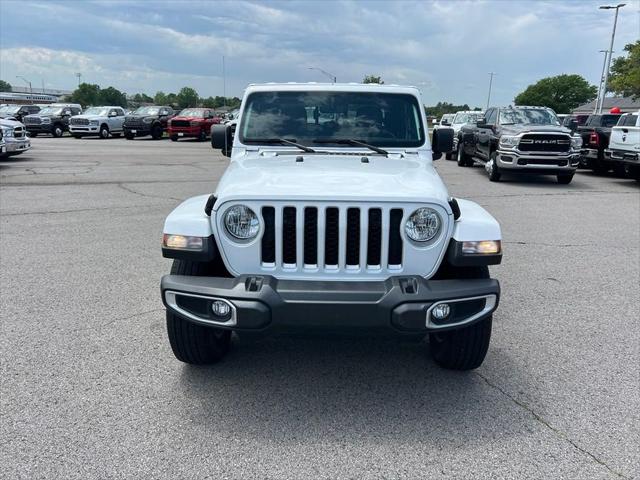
245;82;420;95
572;96;640;114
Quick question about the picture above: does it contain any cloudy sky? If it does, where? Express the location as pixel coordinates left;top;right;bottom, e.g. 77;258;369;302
1;0;638;106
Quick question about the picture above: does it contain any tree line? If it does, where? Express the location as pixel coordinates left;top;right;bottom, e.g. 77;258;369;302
61;83;241;110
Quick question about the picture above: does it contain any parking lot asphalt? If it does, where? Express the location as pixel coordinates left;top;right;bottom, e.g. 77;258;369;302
1;136;638;479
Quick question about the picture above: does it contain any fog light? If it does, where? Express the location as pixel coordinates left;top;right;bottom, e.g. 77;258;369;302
162;233;204;251
211;300;232;319
462;240;501;255
432;303;451;321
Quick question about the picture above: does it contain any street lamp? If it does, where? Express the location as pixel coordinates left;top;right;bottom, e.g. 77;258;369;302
308;67;336;83
598;3;626;113
16;75;32;94
595;50;610;113
75;72;82;87
486;72;495;110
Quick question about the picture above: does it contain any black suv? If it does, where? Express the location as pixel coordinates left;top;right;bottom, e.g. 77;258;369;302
23;104;83;137
0;104;41;122
457;106;582;184
123;106;175;140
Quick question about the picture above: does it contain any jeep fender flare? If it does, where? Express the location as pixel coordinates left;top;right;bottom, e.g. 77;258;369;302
163;194;213;238
451;199;501;242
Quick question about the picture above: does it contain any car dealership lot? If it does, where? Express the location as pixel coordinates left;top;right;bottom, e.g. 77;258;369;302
1;137;638;479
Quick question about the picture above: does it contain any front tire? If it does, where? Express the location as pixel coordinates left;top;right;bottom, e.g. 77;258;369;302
445;151;453;160
457;140;473;167
52;125;64;138
151;124;163;140
429;265;493;370
488;152;501;182
125;132;135;140
99;124;110;139
170;135;179;142
198;129;207;142
166;259;231;365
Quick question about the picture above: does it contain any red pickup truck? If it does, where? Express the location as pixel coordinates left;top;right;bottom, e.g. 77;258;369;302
168;108;221;141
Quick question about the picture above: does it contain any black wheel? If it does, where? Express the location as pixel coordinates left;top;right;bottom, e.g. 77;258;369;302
457;140;473;167
198;129;207;142
99;124;110;139
445;151;453;160
151;124;163;140
488;152;501;182
429;265;493;370
557;173;574;184
170;135;179;142
165;259;232;365
125;132;135;140
52;125;64;138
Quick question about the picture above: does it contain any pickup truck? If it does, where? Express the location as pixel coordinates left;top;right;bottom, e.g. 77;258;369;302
0;104;41;122
69;106;126;139
607;111;639;181
457;106;582;183
123;106;175;140
577;113;622;174
161;82;503;371
168;108;221;141
23;103;83;137
446;110;484;160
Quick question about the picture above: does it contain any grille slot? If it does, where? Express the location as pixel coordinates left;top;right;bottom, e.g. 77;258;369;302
282;207;297;265
388;209;403;265
367;209;382;266
304;207;318;265
171;120;191;128
70;118;89;125
346;208;360;266
261;207;275;264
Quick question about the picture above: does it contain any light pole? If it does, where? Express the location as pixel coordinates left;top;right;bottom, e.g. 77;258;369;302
308;67;336;83
595;49;610;113
75;72;82;87
598;3;626;113
486;72;495;110
16;75;32;94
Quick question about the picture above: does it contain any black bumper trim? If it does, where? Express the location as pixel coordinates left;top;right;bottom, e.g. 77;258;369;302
161;274;500;335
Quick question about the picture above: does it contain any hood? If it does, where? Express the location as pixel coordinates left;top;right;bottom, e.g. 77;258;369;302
0;118;25;128
171;115;204;122
501;124;572;135
214;153;450;206
71;114;104;120
125;115;158;120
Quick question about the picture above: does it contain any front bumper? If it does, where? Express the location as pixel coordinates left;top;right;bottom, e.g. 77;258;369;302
496;149;579;173
161;274;500;335
123;125;152;136
168;126;201;137
69;125;100;134
1;137;31;154
25;124;53;134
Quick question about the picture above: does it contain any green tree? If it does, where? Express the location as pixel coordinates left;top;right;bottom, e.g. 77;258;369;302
363;75;384;84
166;93;178;106
69;83;101;107
176;87;199;108
0;79;12;92
608;40;640;99
98;86;127;107
154;91;168;105
514;74;597;113
424;102;472;118
132;93;153;104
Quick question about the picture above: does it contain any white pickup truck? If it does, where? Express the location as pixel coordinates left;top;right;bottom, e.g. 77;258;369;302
160;83;503;370
607;111;640;181
69;106;126;139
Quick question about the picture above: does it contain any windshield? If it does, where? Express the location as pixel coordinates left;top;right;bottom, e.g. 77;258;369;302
133;106;160;115
453;112;483;124
38;107;63;116
239;91;425;148
178;109;204;118
500;108;559;125
0;106;20;114
83;107;110;116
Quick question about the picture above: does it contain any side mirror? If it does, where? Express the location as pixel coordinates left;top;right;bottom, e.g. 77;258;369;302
476;117;486;127
211;124;234;157
568;119;578;131
432;127;454;161
109;112;117;117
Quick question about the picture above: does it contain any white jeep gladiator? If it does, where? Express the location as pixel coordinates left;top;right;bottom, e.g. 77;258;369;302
161;83;503;370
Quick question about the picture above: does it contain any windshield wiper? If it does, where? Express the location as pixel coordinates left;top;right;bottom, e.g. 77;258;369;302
248;138;316;153
313;138;389;156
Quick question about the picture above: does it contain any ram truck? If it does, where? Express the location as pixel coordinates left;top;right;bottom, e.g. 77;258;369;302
160;83;503;370
446;110;484;160
577;113;622;174
123;106;175;140
0;104;41;122
457;106;582;183
607;111;640;181
168;108;221;141
0;118;31;157
69;106;126;139
23;104;82;137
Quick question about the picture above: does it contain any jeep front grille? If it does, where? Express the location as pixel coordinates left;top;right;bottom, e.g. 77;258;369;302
260;205;404;269
70;118;89;125
518;134;571;153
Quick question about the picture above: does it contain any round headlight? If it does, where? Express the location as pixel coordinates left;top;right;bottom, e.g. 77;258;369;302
405;207;441;242
224;205;260;240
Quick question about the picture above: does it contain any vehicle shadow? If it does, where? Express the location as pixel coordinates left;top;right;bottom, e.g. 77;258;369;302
176;335;529;445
